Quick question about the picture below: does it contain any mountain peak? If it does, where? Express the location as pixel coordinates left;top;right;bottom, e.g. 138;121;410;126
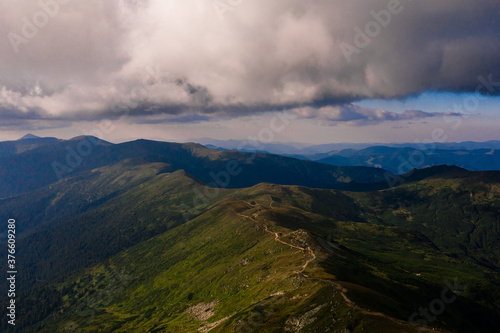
19;133;41;140
67;135;112;146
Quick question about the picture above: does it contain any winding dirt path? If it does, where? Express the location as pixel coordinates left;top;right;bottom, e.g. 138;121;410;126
237;197;316;274
236;197;446;332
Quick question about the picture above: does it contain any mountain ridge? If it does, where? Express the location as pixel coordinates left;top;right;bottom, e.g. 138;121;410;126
1;161;499;332
0;137;393;198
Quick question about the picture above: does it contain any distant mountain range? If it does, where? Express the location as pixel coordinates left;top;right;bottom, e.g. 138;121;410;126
189;138;500;173
189;137;500;155
313;146;500;173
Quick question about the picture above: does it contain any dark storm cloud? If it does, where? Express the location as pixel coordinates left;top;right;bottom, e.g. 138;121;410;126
0;0;498;128
0;107;43;120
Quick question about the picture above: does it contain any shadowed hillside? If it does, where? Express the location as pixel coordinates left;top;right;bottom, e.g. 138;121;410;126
0;137;392;198
1;160;499;332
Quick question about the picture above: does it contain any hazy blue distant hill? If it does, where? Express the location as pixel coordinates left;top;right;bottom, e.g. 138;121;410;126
18;133;41;140
316;146;500;173
191;138;500;156
0;135;61;158
190;137;308;155
190;139;500;172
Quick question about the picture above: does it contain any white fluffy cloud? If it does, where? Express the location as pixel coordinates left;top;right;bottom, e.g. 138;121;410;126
0;0;498;126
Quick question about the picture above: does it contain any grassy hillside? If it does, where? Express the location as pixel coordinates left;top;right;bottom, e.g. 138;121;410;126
348;167;500;268
0;137;392;198
0;161;231;294
2;167;500;332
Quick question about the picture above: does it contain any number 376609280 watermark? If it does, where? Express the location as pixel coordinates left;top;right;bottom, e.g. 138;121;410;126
6;219;17;326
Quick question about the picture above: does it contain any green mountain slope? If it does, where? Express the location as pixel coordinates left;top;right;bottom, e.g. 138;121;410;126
2;166;499;332
348;166;500;268
0;161;230;294
0;137;392;198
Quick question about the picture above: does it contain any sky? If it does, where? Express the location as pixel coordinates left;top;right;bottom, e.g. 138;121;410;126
0;0;499;144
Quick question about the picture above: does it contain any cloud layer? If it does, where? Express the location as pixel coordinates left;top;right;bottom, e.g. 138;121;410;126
290;104;461;126
0;0;499;127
